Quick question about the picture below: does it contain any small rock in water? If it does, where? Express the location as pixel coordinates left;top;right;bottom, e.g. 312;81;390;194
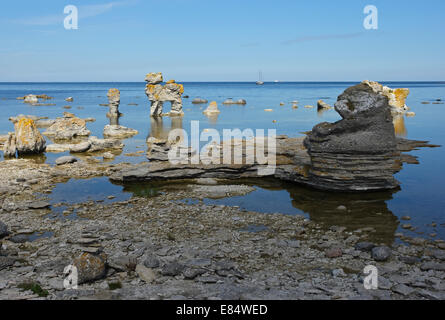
371;246;392;261
55;156;78;165
401;216;411;221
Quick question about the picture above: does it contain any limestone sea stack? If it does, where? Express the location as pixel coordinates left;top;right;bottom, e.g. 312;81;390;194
107;88;121;117
304;80;400;191
144;73;184;116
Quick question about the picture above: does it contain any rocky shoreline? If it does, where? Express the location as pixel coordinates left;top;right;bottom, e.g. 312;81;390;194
0;158;444;300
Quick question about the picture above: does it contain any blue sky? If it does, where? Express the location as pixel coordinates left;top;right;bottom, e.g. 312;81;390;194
0;0;444;81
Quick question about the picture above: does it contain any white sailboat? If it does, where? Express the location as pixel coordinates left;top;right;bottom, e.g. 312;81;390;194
256;71;264;85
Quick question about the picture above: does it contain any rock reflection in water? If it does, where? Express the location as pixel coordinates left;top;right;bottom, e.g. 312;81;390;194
286;184;399;244
393;115;407;137
148;116;183;142
107;113;121;126
187;178;400;245
204;113;219;124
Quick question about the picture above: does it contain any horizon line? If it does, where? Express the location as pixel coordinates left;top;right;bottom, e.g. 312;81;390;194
1;80;444;83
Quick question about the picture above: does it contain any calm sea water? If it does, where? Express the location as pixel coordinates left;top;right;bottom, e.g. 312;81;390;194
1;82;444;244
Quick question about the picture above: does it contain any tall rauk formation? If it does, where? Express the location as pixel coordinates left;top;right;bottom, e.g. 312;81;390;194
144;73;184;116
303;81;400;191
107;88;121;119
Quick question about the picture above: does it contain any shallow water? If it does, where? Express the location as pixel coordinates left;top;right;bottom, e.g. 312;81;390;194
1;82;445;244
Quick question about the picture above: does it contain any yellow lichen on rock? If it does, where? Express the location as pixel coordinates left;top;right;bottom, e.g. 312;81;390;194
107;88;120;97
14;117;46;154
393;88;410;108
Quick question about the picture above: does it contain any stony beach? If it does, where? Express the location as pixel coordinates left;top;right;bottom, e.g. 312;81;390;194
0;155;445;300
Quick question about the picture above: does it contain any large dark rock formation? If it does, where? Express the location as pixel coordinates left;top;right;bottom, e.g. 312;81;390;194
303;81;400;191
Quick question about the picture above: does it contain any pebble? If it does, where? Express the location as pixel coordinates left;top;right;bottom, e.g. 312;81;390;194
325;248;343;258
135;264;157;284
371;246;392;261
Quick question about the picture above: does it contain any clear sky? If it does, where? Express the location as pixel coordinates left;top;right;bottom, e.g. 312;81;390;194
0;0;444;82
